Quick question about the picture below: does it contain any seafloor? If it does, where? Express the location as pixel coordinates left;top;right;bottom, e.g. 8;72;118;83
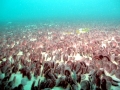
0;22;120;90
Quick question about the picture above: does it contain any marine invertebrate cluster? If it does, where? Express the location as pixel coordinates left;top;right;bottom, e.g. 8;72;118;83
0;23;120;90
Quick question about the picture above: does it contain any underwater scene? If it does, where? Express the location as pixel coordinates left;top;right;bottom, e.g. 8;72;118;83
0;0;120;90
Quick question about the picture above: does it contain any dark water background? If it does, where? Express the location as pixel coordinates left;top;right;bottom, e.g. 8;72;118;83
0;0;120;25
